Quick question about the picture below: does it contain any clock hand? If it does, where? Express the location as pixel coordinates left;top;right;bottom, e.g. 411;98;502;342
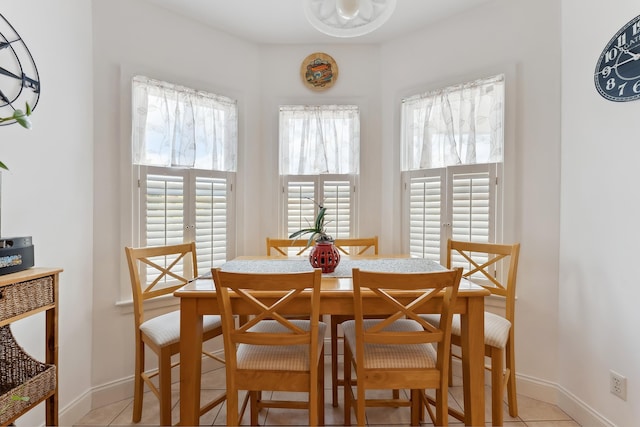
0;66;21;81
0;38;20;50
0;66;39;93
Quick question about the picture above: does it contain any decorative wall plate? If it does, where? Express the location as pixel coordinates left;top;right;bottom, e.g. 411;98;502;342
300;52;338;91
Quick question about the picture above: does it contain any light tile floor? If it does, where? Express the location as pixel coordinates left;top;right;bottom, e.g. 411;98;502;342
75;356;581;426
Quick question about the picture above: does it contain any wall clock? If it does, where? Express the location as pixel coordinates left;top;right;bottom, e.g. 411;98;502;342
0;13;40;126
594;14;640;102
300;52;338;91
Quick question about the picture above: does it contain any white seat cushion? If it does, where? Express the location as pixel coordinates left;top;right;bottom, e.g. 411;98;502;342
237;320;327;371
140;310;222;347
422;312;511;349
341;319;437;369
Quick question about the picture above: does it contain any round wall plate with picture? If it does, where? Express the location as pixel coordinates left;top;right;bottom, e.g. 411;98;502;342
300;52;338;91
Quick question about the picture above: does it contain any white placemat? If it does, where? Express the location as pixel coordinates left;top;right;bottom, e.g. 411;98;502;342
220;258;444;278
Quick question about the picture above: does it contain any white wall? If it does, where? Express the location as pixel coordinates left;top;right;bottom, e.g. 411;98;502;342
560;1;640;425
1;1;94;425
91;0;260;407
380;0;562;393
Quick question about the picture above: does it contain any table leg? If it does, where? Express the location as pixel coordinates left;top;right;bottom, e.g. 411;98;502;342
179;298;204;426
460;296;485;426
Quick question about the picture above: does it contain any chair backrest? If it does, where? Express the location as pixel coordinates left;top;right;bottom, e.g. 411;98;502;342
333;236;378;256
212;268;323;371
266;237;315;256
446;239;520;322
351;267;462;370
125;242;198;329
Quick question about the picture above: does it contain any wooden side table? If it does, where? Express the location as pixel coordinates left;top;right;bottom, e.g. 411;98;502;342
0;268;62;426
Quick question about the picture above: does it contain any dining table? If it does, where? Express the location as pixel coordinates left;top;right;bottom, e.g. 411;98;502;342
175;255;490;426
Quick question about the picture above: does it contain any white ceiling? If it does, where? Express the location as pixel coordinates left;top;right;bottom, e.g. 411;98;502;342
144;0;494;45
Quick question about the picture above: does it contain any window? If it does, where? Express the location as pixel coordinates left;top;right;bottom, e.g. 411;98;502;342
401;75;505;262
131;76;237;275
279;105;359;250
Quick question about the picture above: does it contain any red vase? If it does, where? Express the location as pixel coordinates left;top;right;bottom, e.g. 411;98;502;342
309;241;340;273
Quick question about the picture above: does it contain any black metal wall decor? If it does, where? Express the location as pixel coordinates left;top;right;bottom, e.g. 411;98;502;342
0;13;40;127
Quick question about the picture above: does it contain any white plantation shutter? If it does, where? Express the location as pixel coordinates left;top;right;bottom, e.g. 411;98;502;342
403;163;500;264
286;179;316;239
284;176;355;247
323;180;351;239
194;176;229;272
407;170;444;261
144;172;185;247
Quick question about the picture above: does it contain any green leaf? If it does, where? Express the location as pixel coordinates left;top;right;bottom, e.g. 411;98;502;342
12;109;32;129
0;161;8;171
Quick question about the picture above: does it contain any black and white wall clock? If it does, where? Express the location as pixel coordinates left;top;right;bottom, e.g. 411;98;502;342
594;14;640;102
0;13;40;126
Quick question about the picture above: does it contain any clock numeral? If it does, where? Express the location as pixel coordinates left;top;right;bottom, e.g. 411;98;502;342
601;66;612;78
605;47;620;63
634;22;640;36
604;78;640;97
617;33;627;47
617;82;627;96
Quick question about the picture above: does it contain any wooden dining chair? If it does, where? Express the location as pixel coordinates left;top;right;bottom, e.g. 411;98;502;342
333;236;379;256
211;267;326;426
125;243;225;425
266;237;315;256
423;239;521;426
329;236;379;407
341;267;463;426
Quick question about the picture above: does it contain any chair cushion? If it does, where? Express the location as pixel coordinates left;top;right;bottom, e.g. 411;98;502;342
341;319;437;369
140;310;222;347
237;320;327;371
421;312;511;349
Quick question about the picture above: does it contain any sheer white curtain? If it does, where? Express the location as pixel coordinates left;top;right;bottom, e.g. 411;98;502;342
132;75;237;172
401;74;504;171
279;105;360;174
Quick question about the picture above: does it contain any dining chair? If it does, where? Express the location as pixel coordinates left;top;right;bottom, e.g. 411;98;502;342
423;239;521;426
265;237;315;256
329;236;379;407
125;243;225;425
211;267;326;426
342;267;463;426
333;236;379;256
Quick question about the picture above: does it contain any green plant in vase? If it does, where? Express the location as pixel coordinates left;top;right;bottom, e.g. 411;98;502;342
289;199;340;273
289;200;332;248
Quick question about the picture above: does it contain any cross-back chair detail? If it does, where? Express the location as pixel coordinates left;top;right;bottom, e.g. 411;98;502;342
333;236;378;256
125;243;225;425
266;237;315;256
342;267;462;426
425;239;521;426
212;268;326;426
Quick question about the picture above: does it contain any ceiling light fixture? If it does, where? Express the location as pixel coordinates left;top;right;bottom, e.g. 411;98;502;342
304;0;397;38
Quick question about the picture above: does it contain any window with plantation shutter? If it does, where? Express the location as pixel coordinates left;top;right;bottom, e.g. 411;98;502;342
279;105;359;242
401;75;505;263
131;76;236;284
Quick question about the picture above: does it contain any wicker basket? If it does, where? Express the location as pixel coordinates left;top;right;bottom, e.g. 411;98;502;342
0;276;54;323
0;325;56;425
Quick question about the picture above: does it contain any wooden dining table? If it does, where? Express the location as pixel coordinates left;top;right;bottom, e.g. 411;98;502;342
175;255;489;426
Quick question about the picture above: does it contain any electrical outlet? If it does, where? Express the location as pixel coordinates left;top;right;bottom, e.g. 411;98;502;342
610;370;627;400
